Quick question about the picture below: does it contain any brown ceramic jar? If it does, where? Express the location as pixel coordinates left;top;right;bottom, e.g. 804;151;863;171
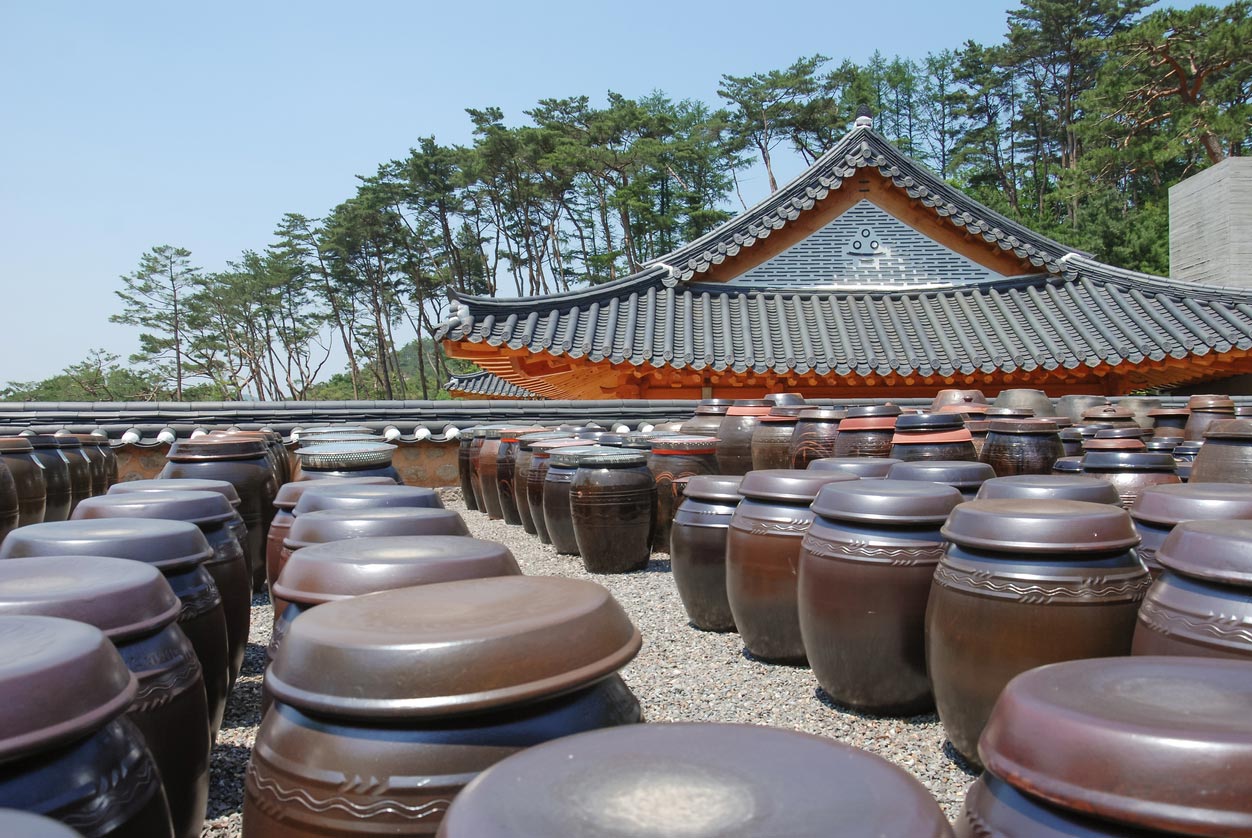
833;405;901;458
1190;418;1252;484
808;456;901;479
465;426;492;511
931;389;987;413
1133;520;1252;661
59;432;108;497
726;469;859;664
512;433;572;535
1185;394;1236;440
1116;396;1161;428
294;442;401;484
800;480;963;714
475;428;509;518
0;461;16;543
887;460;995;500
0;437;47;526
976;474;1121;505
23;435;72;523
0;557;209;838
716;400;772;475
958;657;1252;837
569;449;656;573
290;483;443;516
526;439;587;545
787;407;844;468
1147;407;1190;437
1080;450;1180;507
979;419;1064;476
79;435;118;492
246;577;643;837
437;723;955;838
0;615;175;838
670;476;743;632
109;478;249;576
1082;426;1148;451
992;388;1054;416
679;398;732;436
925;500;1149;766
750;408;802;471
1055;394;1107;424
1130;483;1252;577
456;432;477;511
1080;404;1139;429
541;445;604;556
1058;427;1084;456
53;436;93;516
645;435;718;554
73;491;251;692
493;432;526;525
889;413;977;463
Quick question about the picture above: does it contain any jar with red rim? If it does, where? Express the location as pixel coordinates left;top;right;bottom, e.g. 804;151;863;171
832;405;901;458
788;407;844;468
1185;394;1236;440
512;432;574;535
0;437;46;527
716;400;772;475
541;446;606;556
645;436;718;553
1080;450;1180;507
979;418;1064;476
570;449;656;573
679;398;733;436
22;435;72;523
751;406;803;471
890;413;977;463
926;500;1149;766
1129;483;1252;577
887;460;995;500
726;469;858;663
670;475;743;632
808;456;901;479
526;440;589;546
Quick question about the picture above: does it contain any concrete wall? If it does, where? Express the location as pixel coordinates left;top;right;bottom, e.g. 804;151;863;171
1170;157;1252;286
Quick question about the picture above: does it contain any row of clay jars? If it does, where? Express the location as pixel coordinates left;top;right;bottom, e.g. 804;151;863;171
0;434;113;536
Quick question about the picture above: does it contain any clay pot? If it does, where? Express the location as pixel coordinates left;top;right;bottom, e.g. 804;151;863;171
1058;428;1084;457
992;388;1055;417
437;723;955;838
540;446;604;555
765;392;806;406
887;460;995;500
931;389;987;413
493;433;525;525
1055;395;1107;424
294;442;401;484
926;500;1149;766
1133;520;1252;661
979;419;1064;476
976;474;1121;505
23;435;72;523
1082;426;1148;451
800;480;963;714
1190;419;1252;484
645;436;718;554
679;398;733;436
1129;483;1252;577
474;429;512;519
726;469;858;663
788;407;844;469
60;433;108;498
889;413;977;463
1117;396;1161;429
1147;407;1190;437
958;657;1252;837
53;436;93;516
0;615;174;838
0;519;231;740
751;407;803;471
670;476;743;632
0;558;208;838
1080;451;1180;507
526;440;588;545
482;426;544;522
88;436;119;492
1080;404;1138;428
290;484;442;516
0;437;46;526
569;449;656;572
466;426;492;510
832;405;902;458
1185;394;1235;440
512;433;573;535
456;434;477;511
246;577;643;837
716;400;772;475
0;460;17;544
808;457;901;479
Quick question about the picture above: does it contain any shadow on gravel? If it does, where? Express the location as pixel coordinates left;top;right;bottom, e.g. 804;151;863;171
941;740;982;777
206;743;251;819
739;647;809;668
640;558;672;573
221;679;263;730
813;687;939;726
239;641;269;677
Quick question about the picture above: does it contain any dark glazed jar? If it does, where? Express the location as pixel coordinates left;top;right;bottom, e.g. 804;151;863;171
569;449;656;572
60;433;108;497
294;442;401;484
0;616;174;838
726;469;858;663
247;577;643;837
716;400;772;475
1081;404;1139;429
0;558;209;838
493;432;526;525
889;413;977;463
0;461;16;544
679;398;732;436
1131;483;1252;577
53;436;93;516
788;407;844;468
1055;394;1107;424
23;435;72;523
979;418;1064;476
925;500;1149;766
833;404;901;458
526;439;586;545
1082;426;1147;451
0;519;230;740
79;435;118;492
1190;418;1252;484
800;480;962;714
646;436;718;554
1147;407;1190;437
1058;427;1084;457
765;392;806;406
958;657;1252;838
931;389;987;413
512;433;573;535
541;445;604;555
1185;394;1235;440
976;474;1121;505
1172;439;1203;462
808;456;900;479
992;388;1055;416
1133;520;1252;661
1080;450;1180;507
456;432;477;511
476;429;507;518
966;419;990;455
109;478;249;580
438;723;955;838
750;408;802;471
0;437;46;526
466;426;493;511
670;476;743;632
1117;396;1161;429
887;460;995;500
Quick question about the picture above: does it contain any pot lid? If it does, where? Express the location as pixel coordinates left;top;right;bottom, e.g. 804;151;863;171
563;447;647;468
73;490;236;527
1173;440;1204;455
1052;456;1084;473
0;811;83;837
273;535;522;606
649;435;719;453
845;404;902;419
1132;483;1252;527
21;434;62;450
517;432;576;450
291;484;442;516
290;433;377;444
682;475;744;503
0;437;33;455
294;442;395;469
0;519;214;572
941;499;1139;552
168;437;268;460
530;439;592;456
764;405;805;419
486;426;545;440
731;399;771;408
808;457;901;479
811;480;962;524
887;460;996;488
300;425;375;437
1145;438;1179;452
109;477;242;506
894;412;965;432
976;475;1121;505
1081;405;1136;422
980;656;1252;837
284;507;469;550
56;432;109;448
796;407;844;421
932;388;987;405
764;393;806;406
698;398;735;407
0;556;181;641
1095;427;1147;439
1203;418;1252;439
272;476;396;510
549;446;629;468
987;419;1062;434
1188;394;1235;410
693;404;731;415
438;723;952;838
984;407;1034;419
738;469;857;503
266;576;640;719
1075;423;1115;438
0;615;136;761
1155;519;1252;586
1147;407;1191;417
576;432;626;446
1081;437;1147;451
1081;451;1178;471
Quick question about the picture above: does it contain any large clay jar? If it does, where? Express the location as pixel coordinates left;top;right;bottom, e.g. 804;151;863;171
246;577;643;837
0;615;174;838
1147;407;1190;438
511;433;571;535
75;435;118;493
475;427;535;520
976;474;1121;505
1080;404;1137;429
716;400;772;475
23;435;72;523
109;478;249;576
294;442;401;484
670;475;743;632
750;407;802;471
646;436;718;554
60;432;108;497
679;398;732;436
493;429;546;526
1083;426;1148;450
1080;450;1180;507
0;437;46;526
926;500;1149;766
1055;395;1107;424
808;456;900;479
162;437;278;590
931;389;987;413
957;657;1252;837
526;439;587;546
726;469;858;664
291;483;443;516
570;449;656;573
53;436;93;516
0;558;209;838
887;460;995;500
1117;396;1161;429
212;431;283;490
456;433;477;511
465;426;494;511
73;491;251;692
542;445;605;556
979;419;1064;476
1130;483;1252;577
437;723;955;838
1185;394;1235;440
1133;520;1252;661
1190;418;1252;484
992;388;1055;416
0;461;18;544
890;413;977;463
1058;427;1084;457
800;480;962;715
788;407;844;468
833;404;901;458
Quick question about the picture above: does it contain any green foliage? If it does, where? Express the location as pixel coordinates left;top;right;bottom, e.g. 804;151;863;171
2;350;166;401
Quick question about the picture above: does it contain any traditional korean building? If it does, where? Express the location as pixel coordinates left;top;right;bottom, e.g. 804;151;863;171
444;370;542;400
438;115;1252;399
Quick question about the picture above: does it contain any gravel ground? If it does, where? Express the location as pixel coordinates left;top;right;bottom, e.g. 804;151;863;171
201;488;977;835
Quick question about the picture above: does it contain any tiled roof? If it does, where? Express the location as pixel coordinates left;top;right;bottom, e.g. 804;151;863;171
444;370;542;400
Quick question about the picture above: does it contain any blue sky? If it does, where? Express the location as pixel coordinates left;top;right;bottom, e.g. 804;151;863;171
1;1;1030;383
